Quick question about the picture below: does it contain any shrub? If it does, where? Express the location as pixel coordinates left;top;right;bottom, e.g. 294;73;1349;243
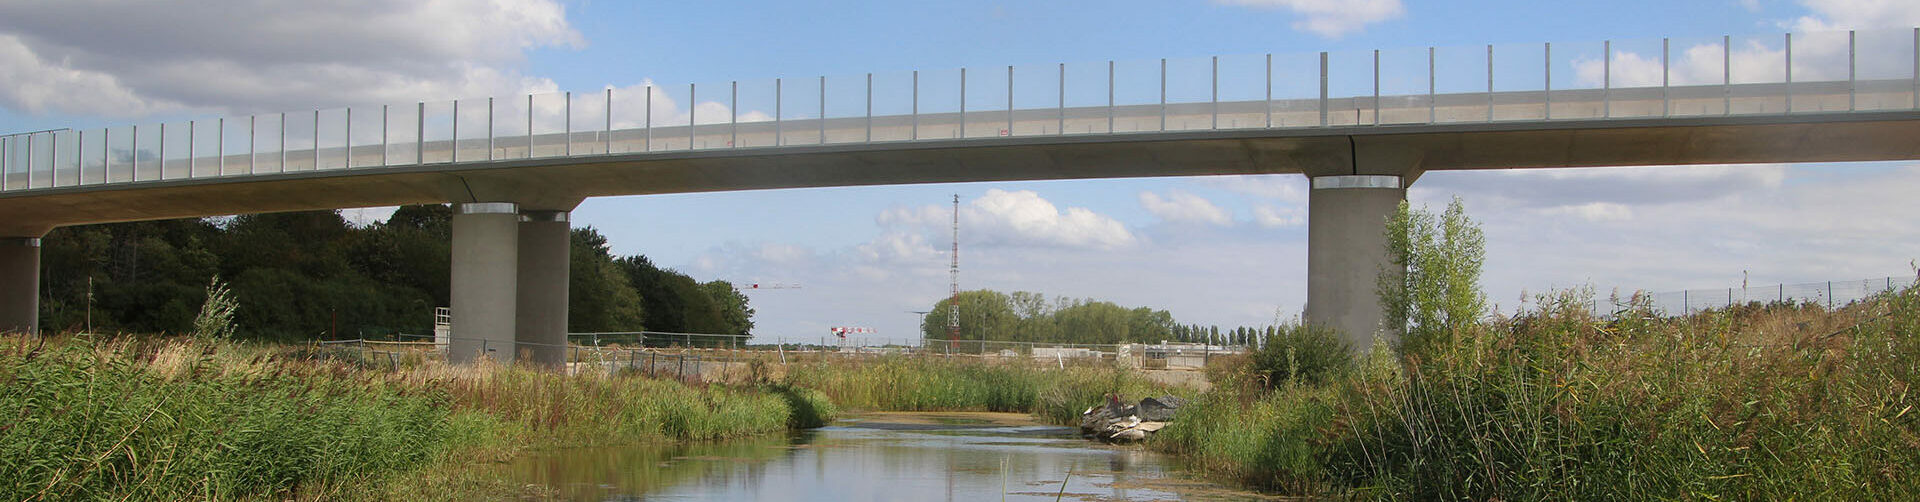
1248;324;1353;388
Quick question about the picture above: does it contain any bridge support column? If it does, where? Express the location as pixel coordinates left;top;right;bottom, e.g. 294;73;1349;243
1305;175;1406;350
515;210;570;368
0;238;39;335
450;202;519;363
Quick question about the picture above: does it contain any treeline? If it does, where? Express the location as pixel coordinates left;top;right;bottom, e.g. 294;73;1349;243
37;205;751;341
919;290;1287;347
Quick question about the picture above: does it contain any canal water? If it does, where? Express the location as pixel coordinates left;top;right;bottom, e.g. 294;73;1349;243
496;412;1271;501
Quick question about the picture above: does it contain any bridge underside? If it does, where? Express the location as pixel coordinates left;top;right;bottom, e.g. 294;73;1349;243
2;112;1917;353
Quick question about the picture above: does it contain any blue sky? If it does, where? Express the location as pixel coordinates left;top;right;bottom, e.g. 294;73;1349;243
3;0;1919;344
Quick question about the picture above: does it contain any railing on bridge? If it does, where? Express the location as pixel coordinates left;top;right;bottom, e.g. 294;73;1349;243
3;27;1916;193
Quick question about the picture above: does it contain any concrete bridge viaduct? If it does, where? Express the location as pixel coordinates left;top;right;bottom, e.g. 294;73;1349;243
3;28;1917;363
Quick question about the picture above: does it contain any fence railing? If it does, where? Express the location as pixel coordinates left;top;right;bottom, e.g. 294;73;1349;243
1634;274;1917;315
315;335;717;379
3;27;1915;192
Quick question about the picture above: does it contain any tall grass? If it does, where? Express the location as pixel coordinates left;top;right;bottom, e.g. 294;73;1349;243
1156;287;1920;499
0;336;451;500
0;335;837;500
781;356;1187;424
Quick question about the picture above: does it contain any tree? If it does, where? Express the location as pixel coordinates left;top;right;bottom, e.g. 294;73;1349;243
919;290;1018;343
1379;197;1487;354
567;228;646;333
700;281;754;335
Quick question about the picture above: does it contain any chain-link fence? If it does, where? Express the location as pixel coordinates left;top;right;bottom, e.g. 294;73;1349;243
1638;275;1917;316
313;336;717;380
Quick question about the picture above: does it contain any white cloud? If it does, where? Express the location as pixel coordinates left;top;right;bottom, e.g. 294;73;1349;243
971;189;1137;249
1201;175;1308;203
1787;0;1920;31
754;243;813;264
1578;1;1920;91
1214;0;1404;38
1252;205;1306;228
880;189;1136;250
0;0;582;117
1537;202;1633;222
1139;190;1232;226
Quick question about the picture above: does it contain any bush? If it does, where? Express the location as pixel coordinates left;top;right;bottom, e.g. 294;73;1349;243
1248;324;1353;388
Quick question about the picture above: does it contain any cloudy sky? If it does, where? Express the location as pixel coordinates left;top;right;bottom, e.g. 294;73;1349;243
2;0;1918;345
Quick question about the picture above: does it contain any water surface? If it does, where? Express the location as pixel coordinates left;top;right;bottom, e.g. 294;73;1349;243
498;412;1270;501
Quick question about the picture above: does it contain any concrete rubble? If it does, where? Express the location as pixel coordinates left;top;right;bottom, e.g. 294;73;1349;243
1079;394;1185;443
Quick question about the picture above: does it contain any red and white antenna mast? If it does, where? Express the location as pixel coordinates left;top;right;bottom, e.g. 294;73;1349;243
947;194;961;339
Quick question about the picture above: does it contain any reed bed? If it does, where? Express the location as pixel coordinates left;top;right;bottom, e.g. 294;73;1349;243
0;335;834;500
781;356;1188;425
1155;288;1920;500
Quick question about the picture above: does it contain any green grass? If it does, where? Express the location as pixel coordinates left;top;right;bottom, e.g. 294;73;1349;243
781;356;1189;425
1153;287;1920;500
0;335;838;500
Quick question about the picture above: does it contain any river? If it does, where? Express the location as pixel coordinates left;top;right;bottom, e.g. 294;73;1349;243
491;412;1272;501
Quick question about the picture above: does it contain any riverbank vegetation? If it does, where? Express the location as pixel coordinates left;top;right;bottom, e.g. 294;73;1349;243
0;335;833;500
784;356;1188;425
1154;199;1920;499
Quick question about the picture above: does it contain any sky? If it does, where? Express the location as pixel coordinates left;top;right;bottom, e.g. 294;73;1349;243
2;0;1918;345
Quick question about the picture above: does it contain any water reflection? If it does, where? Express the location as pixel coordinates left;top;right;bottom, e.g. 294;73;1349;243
497;413;1267;501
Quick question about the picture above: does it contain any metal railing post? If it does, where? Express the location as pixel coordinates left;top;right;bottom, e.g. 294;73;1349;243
1723;35;1732;115
908;72;916;140
731;82;740;147
605;88;613;154
1662;38;1670;117
1372;49;1380;125
959;68;967;137
1785;33;1793;113
867;73;874;142
450;100;458;163
1266;53;1274;127
1159;58;1167;130
689;84;697;149
778;78;786;144
645;85;653;151
1320;52;1330;126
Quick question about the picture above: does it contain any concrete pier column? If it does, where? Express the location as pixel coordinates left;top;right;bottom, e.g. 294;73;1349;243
450;202;519;363
0;238;39;335
515;210;570;368
1305;175;1405;350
